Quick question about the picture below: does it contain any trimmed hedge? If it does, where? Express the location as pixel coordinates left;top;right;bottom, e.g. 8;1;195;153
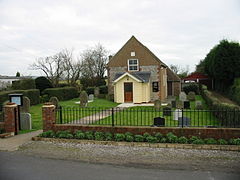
99;85;108;94
200;84;240;127
12;79;36;90
183;83;199;94
0;89;40;106
42;87;79;101
39;130;240;146
86;87;95;95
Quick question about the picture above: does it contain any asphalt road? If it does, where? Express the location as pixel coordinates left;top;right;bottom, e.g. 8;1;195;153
0;151;239;180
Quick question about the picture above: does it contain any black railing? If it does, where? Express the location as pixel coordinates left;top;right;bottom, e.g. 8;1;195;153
56;106;240;128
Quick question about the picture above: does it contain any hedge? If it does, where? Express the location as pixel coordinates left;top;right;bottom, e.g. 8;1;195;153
99;85;108;94
42;87;79;101
0;89;40;106
12;79;36;90
200;84;240;127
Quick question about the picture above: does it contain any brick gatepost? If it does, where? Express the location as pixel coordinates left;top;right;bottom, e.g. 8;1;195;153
42;103;56;132
4;103;19;135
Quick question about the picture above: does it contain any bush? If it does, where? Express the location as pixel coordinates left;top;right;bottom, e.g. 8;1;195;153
187;91;196;101
192;139;205;144
229;138;240;145
0;89;40;105
160;137;167;143
183;83;199;94
125;135;134;142
40;94;49;103
40;130;55;138
154;132;163;141
166;132;178;143
75;130;85;139
94;132;105;141
12;79;36;90
86;87;95;95
178;136;188;144
55;130;73;139
104;132;113;141
35;76;53;93
99;85;108;94
134;135;144;142
189;136;200;143
205;138;218;144
146;136;158;143
85;131;94;140
114;133;125;141
218;139;228;145
143;132;151;141
42;87;79;101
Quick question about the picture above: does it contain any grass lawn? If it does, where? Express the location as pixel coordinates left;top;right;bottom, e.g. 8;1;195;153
28;98;119;132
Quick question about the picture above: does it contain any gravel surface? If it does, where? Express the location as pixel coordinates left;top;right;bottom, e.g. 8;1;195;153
18;141;240;173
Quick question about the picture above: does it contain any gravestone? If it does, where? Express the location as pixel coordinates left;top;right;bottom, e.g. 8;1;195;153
49;97;59;109
184;101;190;109
21;96;30;113
80;91;88;107
179;92;187;101
154;100;161;110
174;109;182;120
153;117;165;127
195;100;203;110
171;100;176;108
163;107;171;116
88;94;94;102
177;101;183;109
178;117;191;127
20;113;32;130
94;87;99;97
187;91;196;101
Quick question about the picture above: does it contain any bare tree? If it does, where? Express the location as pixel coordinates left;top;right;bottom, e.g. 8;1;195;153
170;64;190;78
170;64;181;74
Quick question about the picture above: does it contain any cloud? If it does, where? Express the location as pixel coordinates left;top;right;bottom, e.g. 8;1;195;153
0;0;239;75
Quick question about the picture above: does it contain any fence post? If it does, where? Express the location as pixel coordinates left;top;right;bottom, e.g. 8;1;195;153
181;108;184;128
42;103;56;132
59;106;63;124
111;108;114;127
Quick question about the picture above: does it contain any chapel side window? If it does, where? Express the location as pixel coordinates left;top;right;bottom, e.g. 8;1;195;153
152;82;159;92
128;59;139;71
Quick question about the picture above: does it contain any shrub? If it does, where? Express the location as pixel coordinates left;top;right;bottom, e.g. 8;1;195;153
125;132;133;137
85;131;94;140
178;136;188;144
189;136;199;143
166;132;178;143
35;76;53;93
99;85;108;94
229;138;240;145
40;94;49;103
146;136;158;143
154;132;163;141
160;137;167;143
42;87;79;101
94;132;105;141
12;79;36;90
104;132;113;141
192;139;205;144
187;91;196;101
86;87;95;95
39;130;55;138
143;132;151;141
205;138;218;144
55;130;73;139
218;139;228;145
114;133;125;141
183;83;199;94
75;130;85;139
125;135;134;142
134;135;144;142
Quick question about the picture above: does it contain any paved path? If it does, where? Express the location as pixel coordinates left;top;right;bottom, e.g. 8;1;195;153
0;130;42;151
1;151;239;180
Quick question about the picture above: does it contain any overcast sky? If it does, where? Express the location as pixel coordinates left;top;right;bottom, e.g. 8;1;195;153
0;0;239;76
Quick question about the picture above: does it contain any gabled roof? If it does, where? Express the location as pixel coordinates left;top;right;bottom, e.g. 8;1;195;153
113;71;151;83
183;72;210;81
107;36;167;67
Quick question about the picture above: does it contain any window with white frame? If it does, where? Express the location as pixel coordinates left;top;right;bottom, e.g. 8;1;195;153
128;59;139;71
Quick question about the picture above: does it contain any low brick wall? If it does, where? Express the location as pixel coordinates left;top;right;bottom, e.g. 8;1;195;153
52;124;240;140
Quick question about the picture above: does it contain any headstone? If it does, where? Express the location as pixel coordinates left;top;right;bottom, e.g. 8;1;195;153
153;117;165;127
163;107;171;116
195;100;203;110
184;101;190;109
49;97;59;109
174;109;182;120
80;91;88;107
187;91;196;101
178;117;191;127
171;100;176;108
20;113;32;130
21;96;30;113
179;92;187;101
88;94;94;102
94;87;99;97
154;100;161;109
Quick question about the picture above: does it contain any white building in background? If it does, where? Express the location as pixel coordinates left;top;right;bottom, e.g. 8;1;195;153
0;76;22;90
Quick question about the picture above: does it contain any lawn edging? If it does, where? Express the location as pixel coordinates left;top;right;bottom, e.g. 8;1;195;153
32;136;240;152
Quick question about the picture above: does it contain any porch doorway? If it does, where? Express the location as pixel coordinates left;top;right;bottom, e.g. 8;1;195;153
124;82;133;102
